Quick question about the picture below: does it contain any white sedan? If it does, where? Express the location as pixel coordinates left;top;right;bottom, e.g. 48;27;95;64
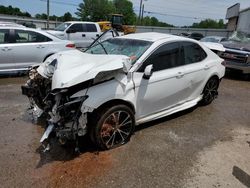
0;26;75;74
22;32;225;150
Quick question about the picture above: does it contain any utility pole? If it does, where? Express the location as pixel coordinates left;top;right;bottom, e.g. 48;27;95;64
138;0;143;23
47;0;50;29
141;4;144;24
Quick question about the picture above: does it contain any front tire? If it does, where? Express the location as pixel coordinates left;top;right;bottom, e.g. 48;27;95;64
90;105;135;150
200;77;219;105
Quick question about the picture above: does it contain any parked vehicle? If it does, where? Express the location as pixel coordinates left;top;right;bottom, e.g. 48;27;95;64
97;14;136;34
200;36;227;43
188;32;204;40
47;21;102;48
22;32;225;151
0;21;25;28
0;26;75;74
219;31;250;75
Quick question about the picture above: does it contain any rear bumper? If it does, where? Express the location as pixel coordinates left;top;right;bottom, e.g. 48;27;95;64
224;61;250;74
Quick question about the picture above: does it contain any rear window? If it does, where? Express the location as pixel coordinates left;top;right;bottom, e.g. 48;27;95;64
181;42;207;64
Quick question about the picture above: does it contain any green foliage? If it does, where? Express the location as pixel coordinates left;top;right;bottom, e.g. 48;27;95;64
35;13;48;20
113;0;136;25
63;12;73;22
141;16;174;27
191;19;226;29
35;12;77;22
76;0;115;22
0;5;31;17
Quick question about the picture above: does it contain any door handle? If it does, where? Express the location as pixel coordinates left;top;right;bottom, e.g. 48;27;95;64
204;65;210;70
96;34;99;37
176;72;184;78
82;34;86;37
36;45;45;49
1;47;11;51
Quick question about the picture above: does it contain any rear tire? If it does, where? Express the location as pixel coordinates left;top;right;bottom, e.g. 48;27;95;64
89;105;135;150
200;77;219;105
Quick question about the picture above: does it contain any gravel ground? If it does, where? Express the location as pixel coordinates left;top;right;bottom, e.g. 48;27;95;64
0;75;249;188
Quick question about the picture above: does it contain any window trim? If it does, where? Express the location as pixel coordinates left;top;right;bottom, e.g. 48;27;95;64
137;41;183;72
180;41;207;65
13;29;52;43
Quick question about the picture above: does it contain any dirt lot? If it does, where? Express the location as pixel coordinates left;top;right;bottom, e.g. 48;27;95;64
0;75;249;188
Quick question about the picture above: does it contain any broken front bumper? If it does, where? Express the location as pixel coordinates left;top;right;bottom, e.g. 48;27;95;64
21;85;37;97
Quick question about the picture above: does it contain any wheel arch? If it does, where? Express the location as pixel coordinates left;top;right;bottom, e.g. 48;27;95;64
43;53;55;62
94;99;136;114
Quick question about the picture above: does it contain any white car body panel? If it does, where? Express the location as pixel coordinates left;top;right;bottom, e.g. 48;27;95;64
201;42;225;52
47;22;102;48
38;50;130;89
0;26;75;73
39;32;225;125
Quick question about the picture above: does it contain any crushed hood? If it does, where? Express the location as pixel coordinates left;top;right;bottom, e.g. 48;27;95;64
51;50;130;90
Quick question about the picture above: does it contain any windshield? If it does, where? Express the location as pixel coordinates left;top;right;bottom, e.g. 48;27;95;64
55;23;71;31
229;31;250;43
85;38;152;64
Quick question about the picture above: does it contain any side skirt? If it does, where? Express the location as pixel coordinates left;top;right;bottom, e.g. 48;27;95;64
136;95;203;125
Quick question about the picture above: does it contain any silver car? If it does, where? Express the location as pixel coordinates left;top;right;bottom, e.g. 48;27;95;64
0;26;76;74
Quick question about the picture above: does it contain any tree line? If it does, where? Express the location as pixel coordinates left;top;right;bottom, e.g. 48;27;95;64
0;3;226;29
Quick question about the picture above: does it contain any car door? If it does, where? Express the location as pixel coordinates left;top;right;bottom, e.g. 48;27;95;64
12;29;52;69
66;23;86;48
0;29;15;71
180;41;209;100
84;23;100;46
132;42;189;119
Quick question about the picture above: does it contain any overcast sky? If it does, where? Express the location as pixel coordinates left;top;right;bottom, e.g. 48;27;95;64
0;0;249;26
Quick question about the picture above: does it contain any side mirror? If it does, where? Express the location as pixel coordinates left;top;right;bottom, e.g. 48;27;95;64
66;28;76;34
143;64;153;79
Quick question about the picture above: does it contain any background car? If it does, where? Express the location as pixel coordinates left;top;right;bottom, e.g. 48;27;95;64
0;25;75;75
47;21;102;48
200;36;227;43
219;31;250;76
188;32;204;40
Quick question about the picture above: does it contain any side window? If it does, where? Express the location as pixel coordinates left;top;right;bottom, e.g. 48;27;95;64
0;29;10;44
68;24;84;32
182;42;207;64
138;42;181;72
86;24;97;32
15;30;52;43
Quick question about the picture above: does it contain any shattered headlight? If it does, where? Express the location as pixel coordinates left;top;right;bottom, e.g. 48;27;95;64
44;58;58;78
46;59;58;74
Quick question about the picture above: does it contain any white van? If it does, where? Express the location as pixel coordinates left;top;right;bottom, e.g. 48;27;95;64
47;21;102;48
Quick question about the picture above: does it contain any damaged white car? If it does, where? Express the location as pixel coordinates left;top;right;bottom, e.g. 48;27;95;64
22;32;225;151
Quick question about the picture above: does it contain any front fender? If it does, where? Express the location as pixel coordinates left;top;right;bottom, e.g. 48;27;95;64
71;76;136;113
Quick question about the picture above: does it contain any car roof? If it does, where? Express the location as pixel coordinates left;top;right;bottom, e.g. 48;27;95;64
64;21;97;24
0;26;63;41
119;32;191;42
0;22;26;28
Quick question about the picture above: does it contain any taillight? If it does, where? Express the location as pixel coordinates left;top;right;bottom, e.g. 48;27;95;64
221;60;226;66
66;43;76;48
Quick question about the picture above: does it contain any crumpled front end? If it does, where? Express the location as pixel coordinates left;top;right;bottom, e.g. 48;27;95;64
22;50;132;152
21;67;52;119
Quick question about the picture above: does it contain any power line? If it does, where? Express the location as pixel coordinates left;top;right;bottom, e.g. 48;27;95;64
40;0;79;7
138;3;226;17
